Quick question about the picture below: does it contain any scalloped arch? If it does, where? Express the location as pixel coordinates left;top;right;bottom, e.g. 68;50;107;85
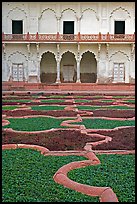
39;8;56;19
110;6;131;18
80;50;97;61
40;51;56;61
109;51;130;61
60;50;77;61
61;8;76;16
81;8;99;20
7;7;27;18
8;51;28;62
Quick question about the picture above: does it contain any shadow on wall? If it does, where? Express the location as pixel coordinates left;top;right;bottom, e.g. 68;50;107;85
80;72;97;83
40;72;56;83
40;72;97;83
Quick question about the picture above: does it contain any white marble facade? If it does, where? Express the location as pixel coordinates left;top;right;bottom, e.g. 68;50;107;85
2;2;135;83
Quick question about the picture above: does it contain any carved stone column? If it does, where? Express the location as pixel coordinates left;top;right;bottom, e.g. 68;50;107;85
56;16;61;33
2;43;8;81
76;43;81;83
56;44;61;83
129;43;135;83
106;43;109;77
36;43;40;82
96;43;101;83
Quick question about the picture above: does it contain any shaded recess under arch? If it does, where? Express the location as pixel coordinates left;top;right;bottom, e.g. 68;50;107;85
40;52;57;83
60;51;77;83
80;51;97;83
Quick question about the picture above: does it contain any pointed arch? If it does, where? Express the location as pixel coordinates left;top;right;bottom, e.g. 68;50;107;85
8;51;28;62
110;6;131;18
40;50;56;61
60;50;77;61
7;7;27;18
109;50;130;62
38;8;57;34
39;8;56;19
80;50;97;61
61;8;76;16
81;8;99;20
60;51;77;83
40;51;57;83
80;51;97;83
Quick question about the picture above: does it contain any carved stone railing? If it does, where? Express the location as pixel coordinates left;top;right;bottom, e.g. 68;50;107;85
2;32;135;43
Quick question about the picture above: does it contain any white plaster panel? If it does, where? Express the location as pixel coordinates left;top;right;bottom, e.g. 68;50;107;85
80;9;99;34
39;9;57;34
60;9;77;34
29;17;38;33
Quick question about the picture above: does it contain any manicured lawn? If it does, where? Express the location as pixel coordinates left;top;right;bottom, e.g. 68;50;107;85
31;105;65;111
112;96;128;99
75;99;92;103
2;105;19;110
41;99;65;103
3;117;74;131
47;95;67;98
74;118;135;129
2;149;99;202
2;99;31;103
123;99;135;103
68;154;135;202
101;99;116;102
78;105;134;110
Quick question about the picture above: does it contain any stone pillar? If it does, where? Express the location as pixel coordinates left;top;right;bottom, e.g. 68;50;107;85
96;44;101;83
56;60;61;83
129;43;135;83
76;60;81;83
36;43;40;82
56;16;61;33
56;44;61;83
27;43;30;82
76;43;81;83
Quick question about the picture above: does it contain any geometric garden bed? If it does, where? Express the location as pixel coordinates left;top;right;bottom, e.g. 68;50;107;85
2;93;135;202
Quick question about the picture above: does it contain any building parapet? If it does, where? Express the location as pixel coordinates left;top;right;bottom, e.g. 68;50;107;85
2;32;135;43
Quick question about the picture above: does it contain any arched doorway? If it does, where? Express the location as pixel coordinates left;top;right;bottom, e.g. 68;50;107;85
40;52;57;83
60;51;77;83
80;51;97;83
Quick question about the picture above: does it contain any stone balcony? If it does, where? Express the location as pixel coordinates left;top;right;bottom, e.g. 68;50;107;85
2;32;135;43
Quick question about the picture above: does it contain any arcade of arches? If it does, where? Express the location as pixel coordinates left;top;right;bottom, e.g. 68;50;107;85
40;51;97;83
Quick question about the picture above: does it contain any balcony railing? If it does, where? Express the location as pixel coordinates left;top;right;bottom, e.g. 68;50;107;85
2;32;135;43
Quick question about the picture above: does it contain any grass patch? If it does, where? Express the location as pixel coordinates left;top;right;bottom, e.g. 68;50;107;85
68;154;135;202
123;99;135;103
2;99;31;103
112;96;128;99
47;95;67;98
78;105;134;110
41;99;65;103
74;118;135;129
2;105;19;110
2;148;99;202
75;99;92;103
31;105;65;111
3;117;74;131
101;99;116;102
